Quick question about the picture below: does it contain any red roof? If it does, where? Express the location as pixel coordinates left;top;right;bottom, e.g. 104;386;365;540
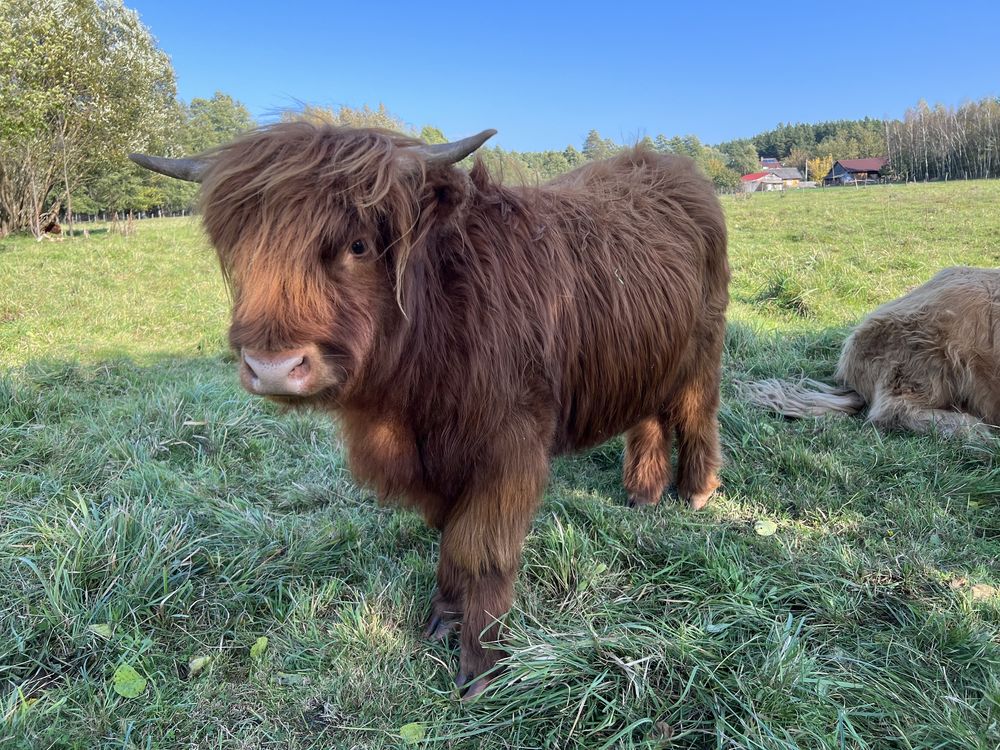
837;158;888;172
741;171;770;182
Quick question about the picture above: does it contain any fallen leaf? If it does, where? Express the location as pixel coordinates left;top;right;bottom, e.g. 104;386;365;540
89;623;113;639
399;722;426;744
971;584;997;601
188;655;213;677
275;672;310;686
250;636;269;661
754;519;777;536
112;664;147;698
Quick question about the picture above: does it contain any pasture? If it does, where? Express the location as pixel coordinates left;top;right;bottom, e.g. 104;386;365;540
1;181;998;749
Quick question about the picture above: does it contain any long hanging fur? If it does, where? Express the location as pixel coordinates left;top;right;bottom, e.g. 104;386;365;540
741;378;865;417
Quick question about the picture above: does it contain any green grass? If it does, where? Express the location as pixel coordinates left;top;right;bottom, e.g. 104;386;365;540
1;182;999;749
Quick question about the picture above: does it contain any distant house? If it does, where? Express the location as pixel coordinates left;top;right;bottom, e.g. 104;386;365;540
741;171;785;193
823;158;888;185
760;157;782;169
771;167;803;188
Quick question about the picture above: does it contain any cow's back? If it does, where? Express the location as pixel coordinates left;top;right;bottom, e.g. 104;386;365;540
531;150;729;450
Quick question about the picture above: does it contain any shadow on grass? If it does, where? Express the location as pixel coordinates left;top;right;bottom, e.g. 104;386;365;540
3;324;995;528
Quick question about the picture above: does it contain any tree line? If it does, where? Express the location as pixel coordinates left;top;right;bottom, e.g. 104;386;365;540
3;0;1000;238
886;99;1000;181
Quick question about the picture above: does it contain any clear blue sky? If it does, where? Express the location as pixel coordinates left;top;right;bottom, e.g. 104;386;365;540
130;0;1000;152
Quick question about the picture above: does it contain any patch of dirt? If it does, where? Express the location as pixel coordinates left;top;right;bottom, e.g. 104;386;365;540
1;306;23;324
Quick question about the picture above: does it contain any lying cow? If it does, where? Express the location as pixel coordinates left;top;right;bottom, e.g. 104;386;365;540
744;266;999;438
130;124;730;697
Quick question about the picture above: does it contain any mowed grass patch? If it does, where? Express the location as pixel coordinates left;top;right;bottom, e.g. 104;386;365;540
1;184;999;749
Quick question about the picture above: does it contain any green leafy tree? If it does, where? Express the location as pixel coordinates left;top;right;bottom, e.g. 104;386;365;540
161;92;254;212
72;91;255;216
719;139;760;175
582;130;618;161
783;147;810;173
702;157;741;189
563;145;583;168
674;135;704;160
420;126;447;144
751;118;886;162
0;0;176;236
182;92;255;154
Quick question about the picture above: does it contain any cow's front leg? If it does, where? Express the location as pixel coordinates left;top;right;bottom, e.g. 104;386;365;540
424;547;464;641
456;564;517;699
440;433;548;699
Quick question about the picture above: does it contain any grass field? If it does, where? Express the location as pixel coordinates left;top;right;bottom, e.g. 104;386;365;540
1;181;998;749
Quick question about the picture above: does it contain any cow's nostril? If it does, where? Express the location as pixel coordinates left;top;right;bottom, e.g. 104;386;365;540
241;349;313;395
288;357;311;380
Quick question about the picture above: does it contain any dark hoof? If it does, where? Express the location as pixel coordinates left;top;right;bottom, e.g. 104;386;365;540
455;672;492;700
424;614;459;642
425;591;462;642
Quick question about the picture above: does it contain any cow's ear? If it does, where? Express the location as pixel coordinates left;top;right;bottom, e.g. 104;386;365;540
423;168;473;223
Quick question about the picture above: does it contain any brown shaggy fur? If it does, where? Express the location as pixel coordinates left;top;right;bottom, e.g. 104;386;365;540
197;122;730;693
744;266;1000;439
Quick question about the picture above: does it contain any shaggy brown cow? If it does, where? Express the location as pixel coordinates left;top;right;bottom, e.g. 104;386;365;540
130;123;730;697
744;266;1000;438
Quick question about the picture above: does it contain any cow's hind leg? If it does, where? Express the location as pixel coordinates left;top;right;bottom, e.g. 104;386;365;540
672;363;723;511
623;417;672;507
868;391;991;440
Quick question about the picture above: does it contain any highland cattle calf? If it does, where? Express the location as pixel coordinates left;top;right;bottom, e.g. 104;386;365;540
745;266;999;439
130;123;730;696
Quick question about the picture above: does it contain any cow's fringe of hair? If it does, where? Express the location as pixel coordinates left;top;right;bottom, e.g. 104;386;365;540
739;378;865;418
197;122;427;323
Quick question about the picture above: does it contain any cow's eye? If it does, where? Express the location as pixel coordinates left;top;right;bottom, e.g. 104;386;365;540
350;240;367;256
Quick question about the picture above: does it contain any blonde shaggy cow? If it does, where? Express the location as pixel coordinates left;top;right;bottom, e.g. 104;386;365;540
745;266;999;439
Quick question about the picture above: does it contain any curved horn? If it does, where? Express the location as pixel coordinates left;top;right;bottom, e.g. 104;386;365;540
407;129;497;165
128;153;209;182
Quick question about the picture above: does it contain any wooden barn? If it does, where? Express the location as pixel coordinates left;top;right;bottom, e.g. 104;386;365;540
823;158;888;185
